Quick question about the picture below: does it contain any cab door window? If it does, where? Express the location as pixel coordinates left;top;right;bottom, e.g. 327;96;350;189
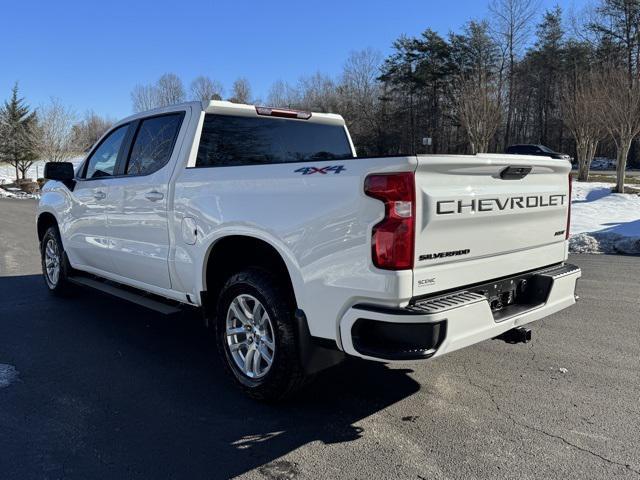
125;113;184;176
83;125;129;179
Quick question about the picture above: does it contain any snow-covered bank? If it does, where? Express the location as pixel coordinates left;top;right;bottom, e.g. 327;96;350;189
0;160;47;185
0;157;83;200
0;188;39;199
570;182;640;254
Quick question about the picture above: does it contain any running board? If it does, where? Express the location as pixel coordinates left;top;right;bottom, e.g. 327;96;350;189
68;276;182;315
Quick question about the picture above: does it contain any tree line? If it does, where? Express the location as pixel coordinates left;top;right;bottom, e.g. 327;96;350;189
0;84;114;182
1;0;639;192
129;0;640;192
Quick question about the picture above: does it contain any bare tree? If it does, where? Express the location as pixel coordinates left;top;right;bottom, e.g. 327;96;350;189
131;84;158;113
156;73;185;107
596;66;640;192
229;78;252;104
267;80;299;107
561;72;604;181
190;76;224;102
71;111;114;152
455;76;502;153
131;73;185;112
297;72;339;112
36;98;77;162
490;0;539;147
341;48;382;101
339;48;383;152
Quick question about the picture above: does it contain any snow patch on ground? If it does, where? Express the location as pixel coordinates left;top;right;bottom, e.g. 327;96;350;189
0;188;18;198
0;187;40;200
0;157;83;185
570;182;640;254
0;157;83;200
0;364;18;388
0;160;47;185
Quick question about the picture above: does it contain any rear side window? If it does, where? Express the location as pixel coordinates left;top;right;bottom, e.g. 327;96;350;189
84;125;128;179
195;114;354;167
126;114;183;176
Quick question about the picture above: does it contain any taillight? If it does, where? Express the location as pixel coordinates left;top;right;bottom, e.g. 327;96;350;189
566;174;572;240
364;172;415;270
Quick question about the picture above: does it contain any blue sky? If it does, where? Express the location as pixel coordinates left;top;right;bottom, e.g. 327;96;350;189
1;0;586;119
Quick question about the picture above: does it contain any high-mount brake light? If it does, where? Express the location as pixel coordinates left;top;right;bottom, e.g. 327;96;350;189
255;106;312;120
566;174;572;240
364;172;415;270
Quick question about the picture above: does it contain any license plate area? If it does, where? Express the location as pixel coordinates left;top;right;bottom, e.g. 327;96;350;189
468;270;553;322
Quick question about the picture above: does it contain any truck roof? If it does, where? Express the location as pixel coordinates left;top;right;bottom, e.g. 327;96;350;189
202;100;346;126
117;100;346;127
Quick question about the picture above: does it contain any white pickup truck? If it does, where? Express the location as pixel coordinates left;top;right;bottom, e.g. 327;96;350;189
37;100;581;400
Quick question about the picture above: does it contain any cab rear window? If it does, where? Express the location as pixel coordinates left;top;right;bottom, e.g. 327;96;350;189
195;114;354;167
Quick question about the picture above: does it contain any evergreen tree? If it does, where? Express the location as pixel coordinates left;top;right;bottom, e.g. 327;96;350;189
379;30;456;154
588;0;640;82
530;6;564;145
450;20;500;85
0;83;38;181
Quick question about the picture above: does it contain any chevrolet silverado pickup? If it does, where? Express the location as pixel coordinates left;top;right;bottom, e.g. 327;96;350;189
37;100;581;400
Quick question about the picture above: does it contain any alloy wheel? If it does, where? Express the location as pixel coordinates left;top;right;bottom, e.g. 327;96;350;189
225;294;276;379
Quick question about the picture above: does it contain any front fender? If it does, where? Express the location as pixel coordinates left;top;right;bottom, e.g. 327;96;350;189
37;183;71;235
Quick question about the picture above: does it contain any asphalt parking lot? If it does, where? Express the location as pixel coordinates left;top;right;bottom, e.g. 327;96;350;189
1;198;639;480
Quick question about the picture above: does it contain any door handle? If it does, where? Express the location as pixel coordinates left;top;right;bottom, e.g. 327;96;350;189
93;191;106;200
145;191;164;202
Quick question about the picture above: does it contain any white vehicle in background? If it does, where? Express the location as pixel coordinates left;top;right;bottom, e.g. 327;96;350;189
36;100;581;401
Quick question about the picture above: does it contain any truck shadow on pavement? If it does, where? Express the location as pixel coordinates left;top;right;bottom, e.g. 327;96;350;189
0;274;420;479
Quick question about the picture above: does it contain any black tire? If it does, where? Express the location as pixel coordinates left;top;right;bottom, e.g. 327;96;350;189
40;225;75;296
215;267;307;401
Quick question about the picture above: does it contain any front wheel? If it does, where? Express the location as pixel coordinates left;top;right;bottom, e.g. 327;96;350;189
40;226;75;296
215;268;307;401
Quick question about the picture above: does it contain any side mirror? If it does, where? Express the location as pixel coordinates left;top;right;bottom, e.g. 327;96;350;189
44;162;76;189
44;162;75;181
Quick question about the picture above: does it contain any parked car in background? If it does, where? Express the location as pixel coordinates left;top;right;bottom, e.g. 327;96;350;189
590;157;617;170
506;144;572;161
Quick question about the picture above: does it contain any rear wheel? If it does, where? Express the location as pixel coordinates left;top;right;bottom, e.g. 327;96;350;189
215;268;307;401
40;226;75;296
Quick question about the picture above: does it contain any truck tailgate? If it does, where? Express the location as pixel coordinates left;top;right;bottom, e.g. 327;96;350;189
413;154;571;297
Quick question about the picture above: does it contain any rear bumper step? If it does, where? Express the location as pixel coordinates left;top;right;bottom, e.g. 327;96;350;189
339;263;581;362
413;262;581;322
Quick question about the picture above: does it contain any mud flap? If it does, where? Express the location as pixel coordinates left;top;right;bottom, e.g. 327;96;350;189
294;309;345;375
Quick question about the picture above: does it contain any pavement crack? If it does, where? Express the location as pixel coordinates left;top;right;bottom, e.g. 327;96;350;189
463;359;506;419
516;421;640;476
463;359;640;476
527;341;536;363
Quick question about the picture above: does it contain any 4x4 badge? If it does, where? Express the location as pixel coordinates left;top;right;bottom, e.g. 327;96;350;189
295;165;346;175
